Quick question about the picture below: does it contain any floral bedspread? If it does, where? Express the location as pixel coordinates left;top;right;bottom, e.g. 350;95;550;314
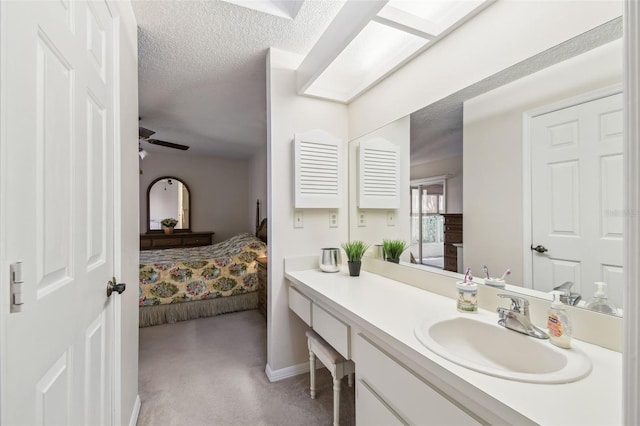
139;233;267;306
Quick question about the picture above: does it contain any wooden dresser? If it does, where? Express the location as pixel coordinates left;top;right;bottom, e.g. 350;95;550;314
442;214;463;272
140;231;215;250
256;256;268;318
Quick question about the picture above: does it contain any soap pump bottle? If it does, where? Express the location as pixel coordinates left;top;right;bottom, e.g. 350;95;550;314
547;291;572;349
585;282;617;315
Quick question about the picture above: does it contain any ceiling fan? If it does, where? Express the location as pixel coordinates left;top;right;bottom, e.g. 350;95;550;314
139;126;190;151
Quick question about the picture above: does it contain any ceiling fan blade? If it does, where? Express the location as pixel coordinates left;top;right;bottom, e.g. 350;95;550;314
148;139;190;151
139;127;156;139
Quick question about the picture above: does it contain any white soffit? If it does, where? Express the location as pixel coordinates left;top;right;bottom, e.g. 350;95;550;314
299;0;492;103
219;0;305;20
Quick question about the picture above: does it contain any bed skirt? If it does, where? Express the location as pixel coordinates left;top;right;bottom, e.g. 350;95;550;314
139;292;259;327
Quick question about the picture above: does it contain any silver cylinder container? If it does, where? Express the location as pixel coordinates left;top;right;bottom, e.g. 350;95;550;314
319;248;341;273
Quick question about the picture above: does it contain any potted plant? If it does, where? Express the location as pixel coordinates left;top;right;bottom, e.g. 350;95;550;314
161;218;178;235
382;239;408;264
341;240;370;277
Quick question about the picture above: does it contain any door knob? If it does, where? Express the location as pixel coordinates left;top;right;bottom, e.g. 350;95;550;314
107;277;126;297
531;244;548;253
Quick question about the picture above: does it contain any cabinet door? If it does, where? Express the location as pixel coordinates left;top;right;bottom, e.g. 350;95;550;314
356;380;406;426
354;334;479;425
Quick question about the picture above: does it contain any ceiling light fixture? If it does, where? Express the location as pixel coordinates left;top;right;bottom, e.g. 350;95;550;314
298;0;493;103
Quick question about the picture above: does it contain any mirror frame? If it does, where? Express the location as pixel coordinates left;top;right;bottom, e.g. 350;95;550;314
146;176;192;234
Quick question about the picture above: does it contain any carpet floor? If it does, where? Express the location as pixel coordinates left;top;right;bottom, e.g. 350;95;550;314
138;309;355;426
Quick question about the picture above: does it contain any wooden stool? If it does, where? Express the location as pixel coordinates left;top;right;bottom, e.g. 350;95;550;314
306;330;355;426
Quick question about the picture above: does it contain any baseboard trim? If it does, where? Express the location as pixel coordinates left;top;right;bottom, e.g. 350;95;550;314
265;362;309;382
128;395;141;426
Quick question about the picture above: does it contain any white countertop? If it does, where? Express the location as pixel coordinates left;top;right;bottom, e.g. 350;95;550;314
285;266;622;426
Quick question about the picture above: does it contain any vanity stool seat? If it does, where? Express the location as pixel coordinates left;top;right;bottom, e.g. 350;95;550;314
306;330;355;426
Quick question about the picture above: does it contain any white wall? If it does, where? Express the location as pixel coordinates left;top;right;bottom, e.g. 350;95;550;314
411;156;463;214
348;1;622;140
139;152;252;242
349;116;411;259
267;48;349;373
249;144;267;231
113;1;140;424
463;39;622;287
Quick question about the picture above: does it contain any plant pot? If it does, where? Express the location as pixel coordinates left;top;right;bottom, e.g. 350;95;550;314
386;258;400;264
347;261;362;277
163;226;174;235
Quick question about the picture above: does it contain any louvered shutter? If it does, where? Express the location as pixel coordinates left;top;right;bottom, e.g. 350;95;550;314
294;130;342;208
358;138;400;209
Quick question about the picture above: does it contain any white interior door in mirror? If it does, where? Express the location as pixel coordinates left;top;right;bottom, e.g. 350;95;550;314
531;93;623;307
358;137;400;209
1;1;116;424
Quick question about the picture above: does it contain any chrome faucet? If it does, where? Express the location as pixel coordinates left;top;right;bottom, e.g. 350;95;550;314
552;281;581;306
496;294;549;339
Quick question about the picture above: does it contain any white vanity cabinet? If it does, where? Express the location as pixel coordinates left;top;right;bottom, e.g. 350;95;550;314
288;283;478;425
353;333;479;426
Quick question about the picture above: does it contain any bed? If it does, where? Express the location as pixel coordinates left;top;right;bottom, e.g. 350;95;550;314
139;231;267;327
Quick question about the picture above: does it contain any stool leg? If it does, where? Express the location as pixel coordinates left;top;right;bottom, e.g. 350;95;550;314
309;350;316;399
348;372;354;388
333;377;341;426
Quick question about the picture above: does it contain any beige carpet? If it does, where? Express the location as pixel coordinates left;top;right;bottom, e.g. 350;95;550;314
138;309;355;426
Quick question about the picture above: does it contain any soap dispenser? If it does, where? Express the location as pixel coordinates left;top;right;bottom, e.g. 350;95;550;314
585;282;617;315
547;291;572;349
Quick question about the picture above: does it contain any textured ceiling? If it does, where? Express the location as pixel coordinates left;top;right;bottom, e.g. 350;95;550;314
132;0;345;158
410;17;622;166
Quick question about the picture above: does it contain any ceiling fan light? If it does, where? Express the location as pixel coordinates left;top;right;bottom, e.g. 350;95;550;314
139;149;149;160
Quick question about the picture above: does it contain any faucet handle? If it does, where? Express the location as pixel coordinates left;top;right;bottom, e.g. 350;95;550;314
497;294;529;313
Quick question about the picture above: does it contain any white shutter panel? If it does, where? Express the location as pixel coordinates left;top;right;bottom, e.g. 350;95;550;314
294;130;342;208
358;138;400;209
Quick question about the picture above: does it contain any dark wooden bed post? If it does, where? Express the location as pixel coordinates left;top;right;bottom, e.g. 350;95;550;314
256;199;260;232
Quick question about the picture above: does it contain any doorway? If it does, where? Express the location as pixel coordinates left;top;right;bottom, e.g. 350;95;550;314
410;179;446;268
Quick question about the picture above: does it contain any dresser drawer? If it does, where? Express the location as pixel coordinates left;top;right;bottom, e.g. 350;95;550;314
183;236;211;246
312;304;350;359
288;286;312;326
353;334;478;425
444;232;462;244
444;257;459;272
444;244;457;256
154;237;182;247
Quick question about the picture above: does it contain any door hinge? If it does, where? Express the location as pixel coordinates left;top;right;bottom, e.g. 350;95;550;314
10;261;24;313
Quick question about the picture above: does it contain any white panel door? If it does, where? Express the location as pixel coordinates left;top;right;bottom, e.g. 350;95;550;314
1;1;118;424
531;93;623;307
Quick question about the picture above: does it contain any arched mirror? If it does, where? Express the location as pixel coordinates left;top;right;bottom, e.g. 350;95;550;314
147;176;191;232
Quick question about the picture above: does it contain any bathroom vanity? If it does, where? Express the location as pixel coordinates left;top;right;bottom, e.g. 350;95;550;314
285;258;622;425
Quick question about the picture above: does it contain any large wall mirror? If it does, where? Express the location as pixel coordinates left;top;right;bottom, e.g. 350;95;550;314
147;176;191;232
349;17;623;317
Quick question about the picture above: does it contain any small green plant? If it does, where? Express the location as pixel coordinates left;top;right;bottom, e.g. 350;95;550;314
341;241;370;263
161;218;178;228
383;239;408;260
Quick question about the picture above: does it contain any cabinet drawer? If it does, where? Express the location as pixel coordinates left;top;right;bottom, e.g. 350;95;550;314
444;244;457;256
356;380;405;426
183;236;210;246
312;304;350;359
444;257;458;272
354;334;478;425
444;232;462;243
140;238;151;248
154;237;182;247
288;287;312;326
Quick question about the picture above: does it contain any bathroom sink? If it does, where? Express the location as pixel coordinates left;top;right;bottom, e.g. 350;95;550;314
414;316;592;383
